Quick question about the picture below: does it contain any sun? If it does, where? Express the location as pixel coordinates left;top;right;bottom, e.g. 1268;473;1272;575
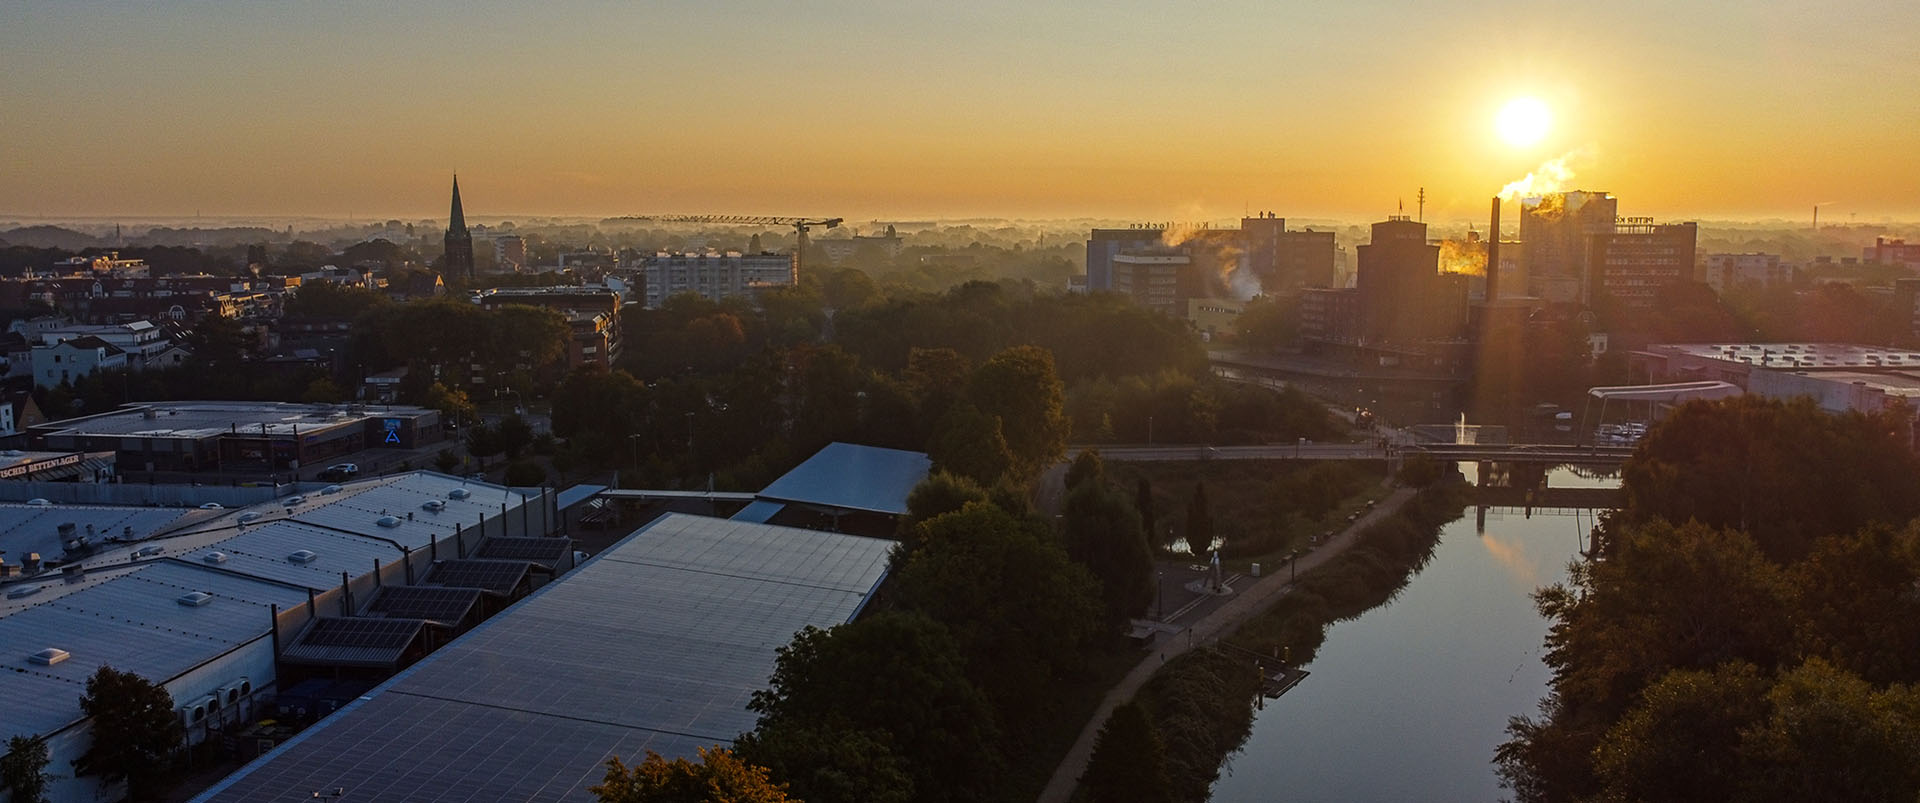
1495;97;1551;148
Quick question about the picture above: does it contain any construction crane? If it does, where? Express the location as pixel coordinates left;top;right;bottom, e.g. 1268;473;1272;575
602;214;843;278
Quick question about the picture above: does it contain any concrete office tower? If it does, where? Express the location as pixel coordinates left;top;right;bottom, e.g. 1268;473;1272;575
1521;191;1616;304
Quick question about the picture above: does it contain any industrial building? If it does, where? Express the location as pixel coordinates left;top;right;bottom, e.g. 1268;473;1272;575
1083;217;1336;299
20;401;444;476
0;471;551;803
192;513;894;803
1630;343;1920;447
1705;252;1792;294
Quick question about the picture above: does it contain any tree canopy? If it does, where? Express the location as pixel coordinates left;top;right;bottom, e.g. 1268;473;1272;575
73;666;184;801
591;748;794;803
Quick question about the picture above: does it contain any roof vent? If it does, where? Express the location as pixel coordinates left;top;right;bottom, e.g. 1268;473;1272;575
29;647;69;666
448;488;471;500
283;495;307;506
134;545;164;558
6;584;45;600
177;591;214;607
320;485;343;495
238;512;264;524
421;500;446;513
203;551;229;565
288;549;318;564
25;498;49;507
376;516;402;528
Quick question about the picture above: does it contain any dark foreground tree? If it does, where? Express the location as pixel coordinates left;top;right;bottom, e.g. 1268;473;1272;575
1064;448;1105;492
73;666;183;801
1062;480;1155;628
740;611;999;803
1081;702;1174;803
1185;483;1214;558
2;734;51;803
591;747;792;803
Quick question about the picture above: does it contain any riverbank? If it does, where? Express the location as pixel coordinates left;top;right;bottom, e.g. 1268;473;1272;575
1036;479;1434;803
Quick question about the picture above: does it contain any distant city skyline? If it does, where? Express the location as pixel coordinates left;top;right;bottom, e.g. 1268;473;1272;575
5;1;1918;223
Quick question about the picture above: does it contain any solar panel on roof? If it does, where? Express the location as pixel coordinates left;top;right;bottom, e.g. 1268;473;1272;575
424;559;531;595
366;586;481;624
474;536;572;563
299;617;425;650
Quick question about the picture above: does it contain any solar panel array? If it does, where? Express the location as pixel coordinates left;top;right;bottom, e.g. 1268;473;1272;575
193;513;895;803
280;617;427;669
423;559;532;595
365;586;481;624
476;536;574;564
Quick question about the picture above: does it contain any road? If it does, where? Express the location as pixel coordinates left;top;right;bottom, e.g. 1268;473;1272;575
1034;484;1420;803
1088;442;1387;462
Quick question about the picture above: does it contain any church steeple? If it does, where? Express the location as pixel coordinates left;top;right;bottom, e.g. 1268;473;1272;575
443;173;475;281
449;174;468;234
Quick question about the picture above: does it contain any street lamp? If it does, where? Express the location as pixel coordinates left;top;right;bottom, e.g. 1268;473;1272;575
628;433;643;469
684;412;695;454
1148;415;1154;445
1155;569;1164;621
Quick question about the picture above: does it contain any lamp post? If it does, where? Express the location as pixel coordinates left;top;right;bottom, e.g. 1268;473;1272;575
1289;548;1301;582
684;412;695;454
1155;569;1164;621
1148;415;1154;445
628;433;643;470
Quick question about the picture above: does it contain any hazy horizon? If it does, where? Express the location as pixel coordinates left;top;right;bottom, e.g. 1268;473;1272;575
6;1;1918;223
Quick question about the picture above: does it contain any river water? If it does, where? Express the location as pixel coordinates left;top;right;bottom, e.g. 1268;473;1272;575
1208;467;1611;802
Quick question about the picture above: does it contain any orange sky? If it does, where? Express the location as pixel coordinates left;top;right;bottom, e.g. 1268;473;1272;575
4;1;1917;225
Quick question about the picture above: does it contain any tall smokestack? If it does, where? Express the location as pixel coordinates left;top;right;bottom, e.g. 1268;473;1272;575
1487;196;1502;302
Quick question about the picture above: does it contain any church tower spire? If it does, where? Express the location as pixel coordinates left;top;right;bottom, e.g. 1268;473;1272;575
443;174;475;282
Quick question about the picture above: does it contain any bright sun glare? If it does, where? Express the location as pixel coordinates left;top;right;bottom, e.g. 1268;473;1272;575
1496;97;1551;148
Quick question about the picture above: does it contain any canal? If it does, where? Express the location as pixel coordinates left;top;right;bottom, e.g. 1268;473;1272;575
1208;466;1610;802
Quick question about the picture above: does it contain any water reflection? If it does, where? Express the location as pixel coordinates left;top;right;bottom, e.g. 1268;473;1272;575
1207;467;1609;802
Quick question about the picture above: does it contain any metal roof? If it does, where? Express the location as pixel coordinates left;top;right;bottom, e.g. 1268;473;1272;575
29;401;437;440
180;521;405;590
0;561;306;737
193;513;894;803
728;500;785;523
0;504;194;569
753;442;931;515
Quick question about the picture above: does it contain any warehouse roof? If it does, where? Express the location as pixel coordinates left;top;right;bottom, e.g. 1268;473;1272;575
194;513;894;803
754;442;931;515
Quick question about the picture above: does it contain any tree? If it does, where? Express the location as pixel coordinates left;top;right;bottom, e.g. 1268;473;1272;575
924;402;1013;486
300;376;345;404
899;471;989;535
1396;453;1443;488
741;612;999;803
1064;448;1105;492
591;747;794;803
72;666;184;801
504;460;547;487
465;421;501;461
1619;395;1920;562
496;415;535;459
1081;702;1174;803
421;382;478;428
2;734;51;803
1062;481;1155;628
433;449;460;474
1185;483;1214;558
1591;661;1772;803
966;345;1069;481
895;503;1103;733
1136;477;1157;543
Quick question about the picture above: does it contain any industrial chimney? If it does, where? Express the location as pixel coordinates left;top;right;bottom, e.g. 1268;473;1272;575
1486;196;1502;302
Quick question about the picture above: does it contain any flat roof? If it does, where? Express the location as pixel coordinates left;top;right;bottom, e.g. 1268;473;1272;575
29;401;437;440
1648;343;1920;370
194;513;893;803
0;471;537;744
1587;381;1744;403
755;442;931;516
0;560;308;737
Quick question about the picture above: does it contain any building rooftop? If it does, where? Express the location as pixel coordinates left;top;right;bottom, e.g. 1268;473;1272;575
29;401;438;440
0;471;538;746
754;442;932;516
1646;343;1920;370
194;512;893;803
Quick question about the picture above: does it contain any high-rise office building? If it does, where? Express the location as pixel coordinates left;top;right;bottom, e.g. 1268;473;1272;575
1588;220;1698;315
1521;191;1616;304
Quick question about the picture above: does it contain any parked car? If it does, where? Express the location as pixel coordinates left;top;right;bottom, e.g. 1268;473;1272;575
319;463;360;481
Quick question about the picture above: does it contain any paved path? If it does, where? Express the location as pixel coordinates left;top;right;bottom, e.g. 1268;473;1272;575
1034;484;1420;803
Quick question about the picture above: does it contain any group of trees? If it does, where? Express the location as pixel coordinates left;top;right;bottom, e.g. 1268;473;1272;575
731;490;1112;803
1497;395;1920;800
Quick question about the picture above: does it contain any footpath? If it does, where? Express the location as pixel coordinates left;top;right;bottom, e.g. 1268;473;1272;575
1035;484;1420;803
